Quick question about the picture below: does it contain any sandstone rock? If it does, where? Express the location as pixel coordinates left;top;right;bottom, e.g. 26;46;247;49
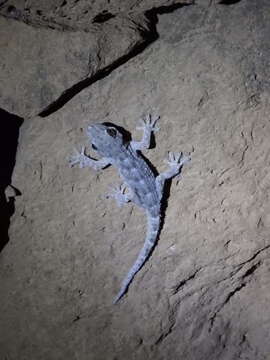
0;0;192;117
0;0;270;359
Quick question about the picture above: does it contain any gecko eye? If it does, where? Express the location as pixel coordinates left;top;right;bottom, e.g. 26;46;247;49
106;128;117;138
92;144;98;150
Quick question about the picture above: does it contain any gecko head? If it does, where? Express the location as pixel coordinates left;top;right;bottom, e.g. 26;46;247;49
87;123;124;156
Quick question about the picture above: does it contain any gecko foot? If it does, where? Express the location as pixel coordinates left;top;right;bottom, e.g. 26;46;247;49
106;184;131;207
136;114;160;133
69;147;89;168
166;151;191;173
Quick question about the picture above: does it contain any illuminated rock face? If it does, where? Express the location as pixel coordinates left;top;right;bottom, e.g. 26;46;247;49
1;1;270;360
0;0;192;117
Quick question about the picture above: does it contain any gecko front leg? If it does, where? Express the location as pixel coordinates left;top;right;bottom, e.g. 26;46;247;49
131;114;160;151
69;146;111;170
156;151;190;195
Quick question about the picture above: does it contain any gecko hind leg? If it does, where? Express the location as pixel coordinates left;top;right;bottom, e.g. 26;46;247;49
155;152;190;195
106;184;133;207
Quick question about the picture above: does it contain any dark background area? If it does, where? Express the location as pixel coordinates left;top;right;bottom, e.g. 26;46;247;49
0;108;23;252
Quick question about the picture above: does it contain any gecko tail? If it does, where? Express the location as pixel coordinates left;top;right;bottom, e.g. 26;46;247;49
113;212;160;304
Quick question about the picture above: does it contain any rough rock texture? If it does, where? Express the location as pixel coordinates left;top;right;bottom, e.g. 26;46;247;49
0;0;192;117
1;0;270;359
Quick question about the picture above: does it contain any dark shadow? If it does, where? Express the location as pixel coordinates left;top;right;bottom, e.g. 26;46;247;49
0;108;23;252
39;2;192;117
151;2;194;15
92;11;115;24
219;0;242;5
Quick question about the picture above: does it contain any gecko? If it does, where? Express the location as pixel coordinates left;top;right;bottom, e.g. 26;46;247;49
69;114;190;304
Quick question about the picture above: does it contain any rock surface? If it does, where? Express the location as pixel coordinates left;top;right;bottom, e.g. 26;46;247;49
1;0;270;359
0;0;191;117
